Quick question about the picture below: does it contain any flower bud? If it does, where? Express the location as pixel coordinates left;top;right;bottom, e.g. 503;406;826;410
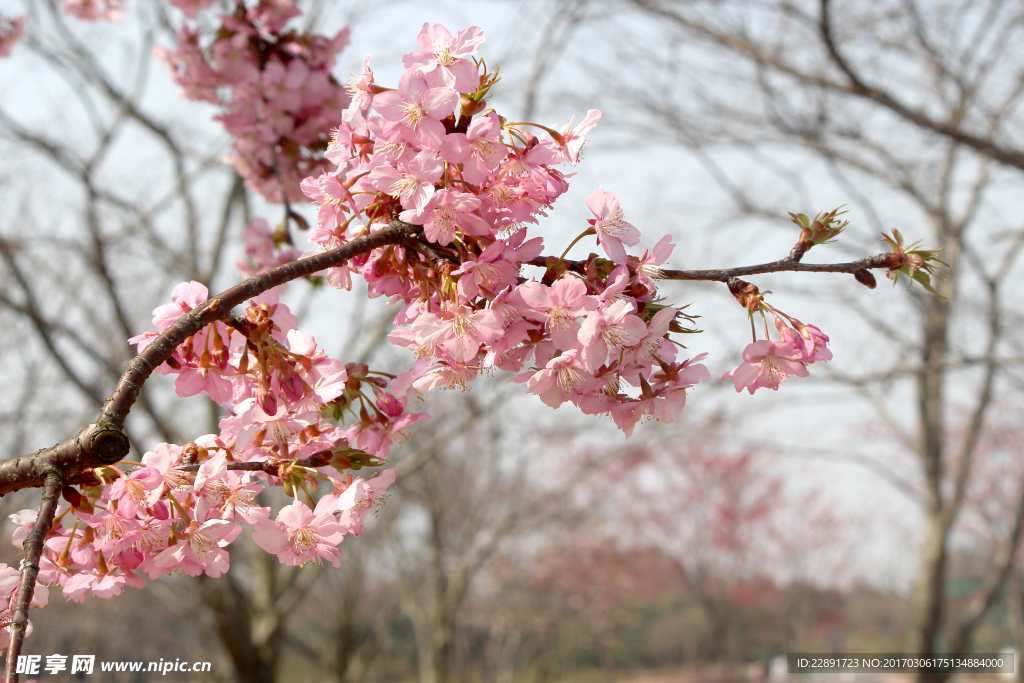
727;278;763;311
854;269;877;289
62;485;84;509
237;346;249;375
373;386;404;418
345;362;369;379
790;206;848;246
460;94;486;118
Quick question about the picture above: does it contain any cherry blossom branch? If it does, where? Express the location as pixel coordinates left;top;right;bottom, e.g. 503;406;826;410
0;221;418;497
102;221;418;428
4;470;62;683
659;251;903;282
403;238;459;274
528;251;904;283
178;449;332;474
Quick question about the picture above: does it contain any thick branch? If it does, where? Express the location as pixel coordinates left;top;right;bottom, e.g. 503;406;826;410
3;470;63;683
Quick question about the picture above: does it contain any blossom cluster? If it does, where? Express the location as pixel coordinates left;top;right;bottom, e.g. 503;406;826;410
716;278;832;394
3;272;403;633
154;0;351;201
7;437;395;605
291;22;719;437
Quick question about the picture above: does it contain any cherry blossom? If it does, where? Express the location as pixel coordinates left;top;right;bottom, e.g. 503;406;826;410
400;190;491;245
440;112;506;184
253;501;346;567
151;519;240;579
722;340;810;394
402;23;485;92
586;187;641;263
373;71;459;150
558;109;602;165
368;149;444;209
578;299;649;373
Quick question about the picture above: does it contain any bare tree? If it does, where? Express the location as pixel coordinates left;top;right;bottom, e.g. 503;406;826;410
371;385;593;683
560;0;1024;676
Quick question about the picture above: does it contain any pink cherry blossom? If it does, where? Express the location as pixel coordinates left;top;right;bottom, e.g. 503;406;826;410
352;410;428;460
788;319;832;363
622;306;679;369
141;442;191;493
577;299;648;373
253;501;347;567
402;23;485;92
722;340;809;394
510;278;595;350
400;190;491;245
518;348;592;408
558;109;602;165
631;234;675;294
345;55;375;115
409;304;504;363
503;139;560;183
585;187;641;263
109;466;164;519
411;358;478;393
368;149;444;209
341;469;396;534
151;519;240;578
372;70;458;150
314;469;397;535
151;281;209;330
453;240;520;300
440;112;506;184
62;569;144;603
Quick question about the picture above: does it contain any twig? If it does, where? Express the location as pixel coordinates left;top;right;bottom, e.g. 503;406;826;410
527;250;904;282
178;449;332;474
269;142;297;245
3;470;63;683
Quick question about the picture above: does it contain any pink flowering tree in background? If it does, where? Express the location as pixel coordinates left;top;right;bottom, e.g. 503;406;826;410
0;1;943;680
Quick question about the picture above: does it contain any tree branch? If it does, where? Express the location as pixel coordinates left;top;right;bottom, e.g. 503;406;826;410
0;221;419;497
3;470;63;683
529;250;904;283
819;0;1024;173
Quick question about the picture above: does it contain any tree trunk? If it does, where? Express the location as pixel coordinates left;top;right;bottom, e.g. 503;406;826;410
914;278;952;683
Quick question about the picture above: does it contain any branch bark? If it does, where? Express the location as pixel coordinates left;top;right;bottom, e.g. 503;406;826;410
3;470;64;683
